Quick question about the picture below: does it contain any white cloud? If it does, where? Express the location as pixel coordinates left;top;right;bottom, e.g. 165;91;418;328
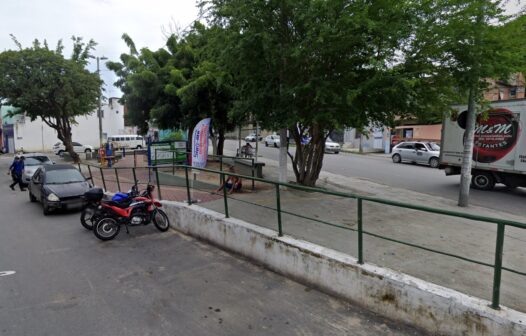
0;0;199;96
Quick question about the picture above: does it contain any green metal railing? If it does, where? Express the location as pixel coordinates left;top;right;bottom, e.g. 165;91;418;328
153;149;258;190
78;162;526;310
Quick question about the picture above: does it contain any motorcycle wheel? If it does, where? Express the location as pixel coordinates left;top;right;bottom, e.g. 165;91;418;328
153;209;170;232
80;205;97;230
94;217;120;241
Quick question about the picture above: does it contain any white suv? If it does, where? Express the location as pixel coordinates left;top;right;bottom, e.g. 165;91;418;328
53;142;94;155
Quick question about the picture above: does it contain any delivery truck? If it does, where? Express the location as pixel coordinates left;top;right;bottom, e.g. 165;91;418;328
440;99;526;190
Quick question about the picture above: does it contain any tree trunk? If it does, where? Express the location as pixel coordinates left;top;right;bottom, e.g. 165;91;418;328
458;86;477;207
278;128;288;183
54;117;79;163
289;123;326;187
217;129;225;156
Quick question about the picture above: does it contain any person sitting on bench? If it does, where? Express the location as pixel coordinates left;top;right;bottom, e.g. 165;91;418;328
216;166;242;194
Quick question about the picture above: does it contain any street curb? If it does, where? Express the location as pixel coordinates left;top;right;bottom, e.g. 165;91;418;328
162;200;526;336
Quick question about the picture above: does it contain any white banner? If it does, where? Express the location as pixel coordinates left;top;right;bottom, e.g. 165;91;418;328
191;118;211;168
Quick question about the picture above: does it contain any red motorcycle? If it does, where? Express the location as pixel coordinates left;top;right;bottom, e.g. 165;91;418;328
93;184;170;241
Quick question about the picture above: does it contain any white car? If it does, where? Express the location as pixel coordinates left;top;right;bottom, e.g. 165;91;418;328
245;133;263;142
325;139;340;154
53;141;94;155
264;134;281;147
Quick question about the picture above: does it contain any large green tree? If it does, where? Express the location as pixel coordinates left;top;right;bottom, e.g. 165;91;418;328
109;26;238;155
203;0;446;186
0;37;100;162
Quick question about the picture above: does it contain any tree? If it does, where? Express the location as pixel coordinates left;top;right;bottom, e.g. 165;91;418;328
419;1;526;206
109;26;238;155
202;0;439;186
0;37;100;162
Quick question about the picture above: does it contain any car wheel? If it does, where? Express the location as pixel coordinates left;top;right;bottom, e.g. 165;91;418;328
429;157;439;168
136;145;142;150
85;149;92;153
471;171;495;191
392;154;401;163
274;143;278;148
29;191;36;202
334;151;339;154
57;150;64;156
265;142;268;147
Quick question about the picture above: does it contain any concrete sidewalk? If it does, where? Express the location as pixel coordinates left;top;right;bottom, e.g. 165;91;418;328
196;150;526;314
60;153;526;313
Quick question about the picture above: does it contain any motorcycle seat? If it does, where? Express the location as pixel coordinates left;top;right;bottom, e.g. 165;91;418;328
104;200;132;208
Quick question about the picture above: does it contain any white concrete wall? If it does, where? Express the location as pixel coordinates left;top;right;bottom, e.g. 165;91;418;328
13;97;125;152
162;201;526;336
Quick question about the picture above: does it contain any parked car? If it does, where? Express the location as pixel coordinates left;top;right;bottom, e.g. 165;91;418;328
264;134;281;147
245;133;263;142
53;142;94;155
324;138;341;154
391;141;440;168
22;153;53;185
28;164;92;215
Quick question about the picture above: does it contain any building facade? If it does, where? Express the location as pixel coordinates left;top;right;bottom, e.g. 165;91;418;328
2;97;125;153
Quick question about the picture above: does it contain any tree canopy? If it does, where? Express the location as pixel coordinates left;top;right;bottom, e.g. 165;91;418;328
0;36;100;161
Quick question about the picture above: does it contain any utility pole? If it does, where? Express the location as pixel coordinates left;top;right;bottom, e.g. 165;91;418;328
91;55;108;150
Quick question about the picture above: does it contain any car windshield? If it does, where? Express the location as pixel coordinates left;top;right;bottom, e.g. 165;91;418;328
25;156;51;166
427;143;440;151
45;169;85;184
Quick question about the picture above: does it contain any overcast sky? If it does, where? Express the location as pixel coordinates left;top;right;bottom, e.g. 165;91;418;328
0;0;200;97
0;0;523;98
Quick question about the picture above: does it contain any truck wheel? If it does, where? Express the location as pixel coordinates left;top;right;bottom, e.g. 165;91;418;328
471;172;495;191
392;154;401;163
429;157;439;168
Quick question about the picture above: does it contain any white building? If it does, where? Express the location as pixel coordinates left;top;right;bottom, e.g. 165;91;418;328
12;97;125;152
343;126;391;153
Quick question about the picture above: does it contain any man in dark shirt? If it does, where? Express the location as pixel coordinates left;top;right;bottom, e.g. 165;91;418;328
9;156;25;191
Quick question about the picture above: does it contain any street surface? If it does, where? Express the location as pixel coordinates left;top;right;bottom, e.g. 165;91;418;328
0;156;424;336
226;140;526;217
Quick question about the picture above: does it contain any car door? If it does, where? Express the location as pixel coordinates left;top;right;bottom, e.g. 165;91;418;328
72;142;83;153
31;169;43;200
399;143;415;161
414;143;429;163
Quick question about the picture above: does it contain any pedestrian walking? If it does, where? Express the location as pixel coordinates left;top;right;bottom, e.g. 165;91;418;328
8;156;19;183
9;156;26;191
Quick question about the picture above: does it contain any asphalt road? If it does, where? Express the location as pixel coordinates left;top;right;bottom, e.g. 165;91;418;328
0;157;424;336
227;140;526;217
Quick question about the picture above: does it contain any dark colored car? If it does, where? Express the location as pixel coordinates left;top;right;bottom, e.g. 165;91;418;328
28;164;92;215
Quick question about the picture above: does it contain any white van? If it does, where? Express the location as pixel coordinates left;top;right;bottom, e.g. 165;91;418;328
108;135;145;149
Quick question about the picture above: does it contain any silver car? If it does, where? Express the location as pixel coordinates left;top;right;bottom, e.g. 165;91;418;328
391;141;440;168
22;153;54;184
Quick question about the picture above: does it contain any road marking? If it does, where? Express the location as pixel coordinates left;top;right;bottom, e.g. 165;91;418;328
0;271;15;277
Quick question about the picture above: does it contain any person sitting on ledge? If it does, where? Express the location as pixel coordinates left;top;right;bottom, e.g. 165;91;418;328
216;166;242;194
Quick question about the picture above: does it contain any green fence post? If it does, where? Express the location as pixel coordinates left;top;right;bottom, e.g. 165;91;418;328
276;184;283;236
172;151;175;175
184;166;192;205
87;165;93;183
114;168;121;191
222;172;229;218
251;158;255;191
99;167;107;191
357;198;364;264
132;167;137;189
219;156;224;185
155;167;162;200
491;223;506;309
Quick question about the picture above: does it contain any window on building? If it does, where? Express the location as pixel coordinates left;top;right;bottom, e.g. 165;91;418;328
510;88;517;97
